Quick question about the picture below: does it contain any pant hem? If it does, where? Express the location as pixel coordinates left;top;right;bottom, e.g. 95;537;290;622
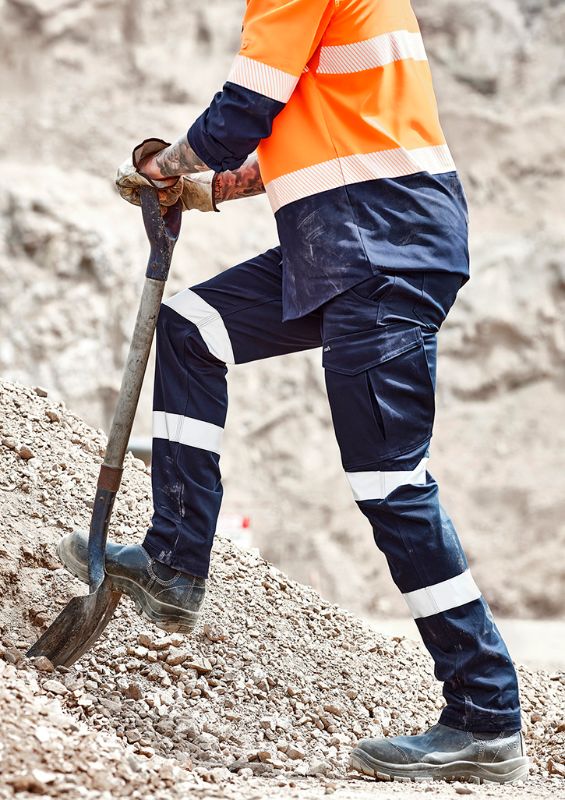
142;535;210;580
439;707;522;734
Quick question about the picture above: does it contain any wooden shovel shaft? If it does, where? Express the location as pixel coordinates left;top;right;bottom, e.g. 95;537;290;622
88;189;182;592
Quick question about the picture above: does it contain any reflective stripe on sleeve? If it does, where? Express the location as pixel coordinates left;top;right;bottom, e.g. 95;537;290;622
164;289;235;365
227;55;299;104
153;411;224;455
266;144;456;213
403;569;482;619
317;30;427;75
346;458;429;502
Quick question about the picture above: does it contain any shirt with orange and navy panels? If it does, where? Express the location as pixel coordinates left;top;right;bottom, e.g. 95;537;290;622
189;0;469;321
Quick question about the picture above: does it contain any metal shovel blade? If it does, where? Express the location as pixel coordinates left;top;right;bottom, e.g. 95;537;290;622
26;577;122;667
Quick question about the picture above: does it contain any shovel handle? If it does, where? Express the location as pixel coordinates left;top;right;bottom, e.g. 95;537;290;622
88;189;182;591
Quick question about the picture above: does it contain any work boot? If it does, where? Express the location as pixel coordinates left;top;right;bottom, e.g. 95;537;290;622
57;530;205;634
350;723;528;784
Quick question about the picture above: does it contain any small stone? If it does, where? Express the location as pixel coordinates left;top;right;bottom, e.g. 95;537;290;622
453;782;475;795
32;656;55;672
166;647;189;666
323;703;343;717
32;769;57;784
4;647;23;664
547;759;565;777
286;744;306;760
43;679;68;695
125;729;141;743
46;409;61;423
185;657;212;674
77;693;95;708
124;682;143;700
34;386;48;397
203;624;226;642
18;445;35;460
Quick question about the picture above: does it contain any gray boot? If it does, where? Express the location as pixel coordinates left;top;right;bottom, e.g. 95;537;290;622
57;530;206;634
350;723;528;784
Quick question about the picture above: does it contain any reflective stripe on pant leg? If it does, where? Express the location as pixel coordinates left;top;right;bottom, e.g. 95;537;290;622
143;297;231;578
347;450;521;732
322;314;521;732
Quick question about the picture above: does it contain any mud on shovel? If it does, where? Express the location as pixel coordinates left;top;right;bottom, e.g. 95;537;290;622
27;187;182;668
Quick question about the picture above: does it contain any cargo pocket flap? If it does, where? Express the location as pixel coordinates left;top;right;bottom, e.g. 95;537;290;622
322;325;423;376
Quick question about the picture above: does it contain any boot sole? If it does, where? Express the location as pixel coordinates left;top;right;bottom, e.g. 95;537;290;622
350;748;529;784
57;540;200;635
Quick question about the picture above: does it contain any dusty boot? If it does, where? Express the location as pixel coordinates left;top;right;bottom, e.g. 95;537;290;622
350;723;528;784
57;530;205;634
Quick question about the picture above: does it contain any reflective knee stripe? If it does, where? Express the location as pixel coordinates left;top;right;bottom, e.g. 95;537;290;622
346;457;428;502
164;290;235;365
403;569;482;619
153;411;223;455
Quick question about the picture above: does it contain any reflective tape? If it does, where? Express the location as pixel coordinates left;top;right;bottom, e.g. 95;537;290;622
403;569;482;619
164;289;235;364
346;458;429;502
266;144;456;212
227;55;298;104
153;411;223;455
317;30;427;75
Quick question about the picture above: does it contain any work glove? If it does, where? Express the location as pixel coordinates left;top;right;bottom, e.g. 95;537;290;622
115;138;217;212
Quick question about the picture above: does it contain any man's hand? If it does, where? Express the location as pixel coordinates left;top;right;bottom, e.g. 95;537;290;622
116;138;216;212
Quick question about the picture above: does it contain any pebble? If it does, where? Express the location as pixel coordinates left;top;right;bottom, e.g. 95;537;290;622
43;679;68;695
18;445;35;460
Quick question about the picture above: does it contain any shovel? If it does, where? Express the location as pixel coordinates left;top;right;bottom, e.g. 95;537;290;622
27;187;182;667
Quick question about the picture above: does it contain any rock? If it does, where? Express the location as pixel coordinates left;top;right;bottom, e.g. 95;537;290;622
77;693;95;708
185;657;212;675
547;758;565;777
34;386;48;397
43;679;68;695
453;782;476;795
124;682;143;700
18;445;35;460
32;656;54;672
286;745;306;760
166;647;189;666
3;647;23;665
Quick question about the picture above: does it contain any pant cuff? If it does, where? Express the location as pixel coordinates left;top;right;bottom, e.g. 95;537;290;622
142;533;211;580
439;706;522;734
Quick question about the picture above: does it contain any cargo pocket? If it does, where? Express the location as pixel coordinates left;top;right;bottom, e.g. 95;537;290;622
323;324;436;468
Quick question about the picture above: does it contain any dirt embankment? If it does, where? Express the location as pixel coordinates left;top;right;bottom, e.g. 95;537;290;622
0;379;564;799
0;0;564;621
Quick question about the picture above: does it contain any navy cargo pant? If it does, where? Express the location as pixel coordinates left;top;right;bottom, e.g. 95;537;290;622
143;246;521;734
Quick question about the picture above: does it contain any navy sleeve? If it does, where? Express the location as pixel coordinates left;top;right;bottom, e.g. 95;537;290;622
188;83;285;173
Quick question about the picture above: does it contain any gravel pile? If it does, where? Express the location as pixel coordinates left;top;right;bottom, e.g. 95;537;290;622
0;379;564;798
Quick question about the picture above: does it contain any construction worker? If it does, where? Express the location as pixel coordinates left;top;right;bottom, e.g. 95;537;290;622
58;0;528;784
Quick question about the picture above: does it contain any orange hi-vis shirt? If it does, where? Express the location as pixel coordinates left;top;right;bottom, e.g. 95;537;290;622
189;0;469;320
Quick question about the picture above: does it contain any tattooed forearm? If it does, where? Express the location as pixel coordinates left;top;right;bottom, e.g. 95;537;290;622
213;155;265;205
154;135;209;177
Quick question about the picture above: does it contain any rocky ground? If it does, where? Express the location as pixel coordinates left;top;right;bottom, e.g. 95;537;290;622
1;380;564;798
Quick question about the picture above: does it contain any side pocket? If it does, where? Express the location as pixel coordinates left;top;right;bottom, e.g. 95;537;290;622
365;338;436;460
323;325;436;468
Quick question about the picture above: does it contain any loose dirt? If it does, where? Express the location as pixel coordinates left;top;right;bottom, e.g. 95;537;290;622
0;380;563;798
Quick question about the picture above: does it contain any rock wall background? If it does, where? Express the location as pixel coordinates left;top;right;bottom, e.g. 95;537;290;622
1;0;564;619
